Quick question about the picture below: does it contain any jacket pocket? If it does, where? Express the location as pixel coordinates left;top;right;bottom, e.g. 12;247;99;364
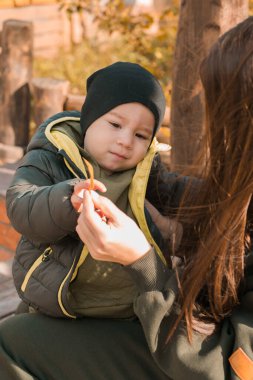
15;235;81;319
21;247;53;292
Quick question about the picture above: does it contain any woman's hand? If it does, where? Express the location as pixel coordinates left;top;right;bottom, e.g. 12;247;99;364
76;191;151;265
71;179;107;213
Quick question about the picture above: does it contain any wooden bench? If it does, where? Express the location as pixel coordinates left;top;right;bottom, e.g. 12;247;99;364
0;260;20;321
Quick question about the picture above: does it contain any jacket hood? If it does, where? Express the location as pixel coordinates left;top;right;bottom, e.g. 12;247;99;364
27;111;82;153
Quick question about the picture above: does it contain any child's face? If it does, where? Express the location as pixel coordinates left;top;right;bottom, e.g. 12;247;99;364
83;103;155;173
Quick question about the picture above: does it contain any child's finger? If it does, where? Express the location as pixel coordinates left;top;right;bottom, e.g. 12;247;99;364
74;179;107;196
91;179;107;192
70;193;83;212
144;199;161;223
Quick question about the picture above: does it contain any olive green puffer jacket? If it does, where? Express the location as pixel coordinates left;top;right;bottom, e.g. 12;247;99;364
7;111;188;319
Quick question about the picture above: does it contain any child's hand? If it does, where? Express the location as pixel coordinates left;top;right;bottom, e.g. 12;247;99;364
71;179;107;213
144;199;183;253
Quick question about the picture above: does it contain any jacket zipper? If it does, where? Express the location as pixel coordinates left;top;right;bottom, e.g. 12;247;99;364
21;247;76;318
21;247;53;292
57;259;77;319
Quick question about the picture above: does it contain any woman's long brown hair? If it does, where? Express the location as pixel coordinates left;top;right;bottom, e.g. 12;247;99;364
170;16;253;342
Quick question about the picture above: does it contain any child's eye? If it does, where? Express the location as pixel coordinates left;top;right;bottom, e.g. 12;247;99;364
110;122;121;129
136;133;148;140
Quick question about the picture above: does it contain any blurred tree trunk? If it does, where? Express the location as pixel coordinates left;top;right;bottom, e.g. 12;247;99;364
170;0;249;173
0;20;33;147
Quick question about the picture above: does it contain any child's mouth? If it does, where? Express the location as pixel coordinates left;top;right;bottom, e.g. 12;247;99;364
110;152;127;160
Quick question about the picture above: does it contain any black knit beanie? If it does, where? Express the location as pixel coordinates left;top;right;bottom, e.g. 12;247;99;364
80;62;166;139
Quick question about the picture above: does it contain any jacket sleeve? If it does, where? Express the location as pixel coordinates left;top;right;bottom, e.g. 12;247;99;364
146;154;195;214
124;250;253;380
6;149;80;243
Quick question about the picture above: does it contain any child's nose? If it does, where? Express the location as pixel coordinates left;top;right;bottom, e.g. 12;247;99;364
117;132;133;148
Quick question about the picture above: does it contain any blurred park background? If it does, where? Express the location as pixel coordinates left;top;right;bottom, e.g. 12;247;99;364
0;0;253;168
0;0;253;317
